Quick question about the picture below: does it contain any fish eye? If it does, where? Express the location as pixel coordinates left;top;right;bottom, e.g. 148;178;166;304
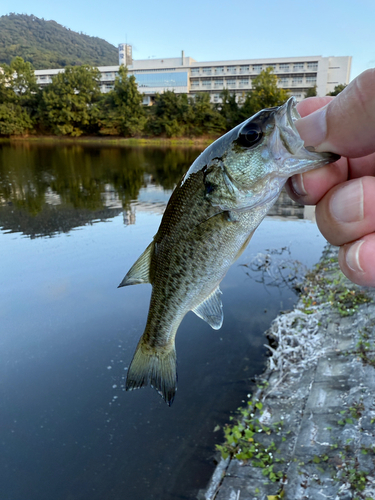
237;123;263;148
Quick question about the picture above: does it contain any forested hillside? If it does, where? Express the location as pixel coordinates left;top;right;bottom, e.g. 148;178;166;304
0;13;118;69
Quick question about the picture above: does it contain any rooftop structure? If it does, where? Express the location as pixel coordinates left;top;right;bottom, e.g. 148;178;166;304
34;45;352;105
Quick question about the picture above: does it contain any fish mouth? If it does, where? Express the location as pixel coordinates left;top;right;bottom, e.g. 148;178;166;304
286;96;301;131
275;96;301;143
275;96;340;168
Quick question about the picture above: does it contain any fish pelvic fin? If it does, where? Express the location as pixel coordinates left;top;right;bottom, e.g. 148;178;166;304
118;241;154;287
192;286;223;330
126;341;177;406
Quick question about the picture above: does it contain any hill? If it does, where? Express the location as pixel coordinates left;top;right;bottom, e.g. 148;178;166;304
0;13;119;69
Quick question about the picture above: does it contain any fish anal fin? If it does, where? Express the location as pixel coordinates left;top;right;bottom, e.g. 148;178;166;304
118;241;154;288
126;341;177;406
192;286;223;330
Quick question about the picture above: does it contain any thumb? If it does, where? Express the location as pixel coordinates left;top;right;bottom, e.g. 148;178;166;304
296;68;375;159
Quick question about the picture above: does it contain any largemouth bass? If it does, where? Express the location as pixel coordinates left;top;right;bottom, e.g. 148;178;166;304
119;97;339;405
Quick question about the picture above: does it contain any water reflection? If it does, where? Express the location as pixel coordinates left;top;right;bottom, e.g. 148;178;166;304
0;142;306;238
0;143;199;237
0;142;325;500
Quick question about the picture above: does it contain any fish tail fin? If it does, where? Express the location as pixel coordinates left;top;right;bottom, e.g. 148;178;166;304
126;341;177;406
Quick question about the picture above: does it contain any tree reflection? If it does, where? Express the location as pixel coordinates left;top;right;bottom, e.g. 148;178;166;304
0;143;200;211
0;143;201;237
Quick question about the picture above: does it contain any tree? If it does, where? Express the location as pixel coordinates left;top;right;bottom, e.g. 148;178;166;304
0;57;38;135
238;92;258;122
189;93;225;135
0;102;33;135
38;65;101;136
327;84;347;96
147;91;193;137
217;88;241;131
304;85;317;98
99;66;146;136
248;68;289;112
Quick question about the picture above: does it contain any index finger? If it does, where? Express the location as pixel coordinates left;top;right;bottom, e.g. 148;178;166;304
295;69;375;159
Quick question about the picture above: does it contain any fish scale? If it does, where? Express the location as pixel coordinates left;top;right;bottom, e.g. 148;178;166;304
119;97;340;405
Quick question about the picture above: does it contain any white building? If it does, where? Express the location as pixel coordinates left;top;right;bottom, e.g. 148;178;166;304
34;44;352;105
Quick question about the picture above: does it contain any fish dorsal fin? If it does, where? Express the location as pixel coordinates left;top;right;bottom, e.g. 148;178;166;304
192;286;223;330
118;241;154;287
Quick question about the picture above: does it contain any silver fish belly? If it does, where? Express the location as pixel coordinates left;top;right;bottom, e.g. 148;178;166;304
119;97;340;405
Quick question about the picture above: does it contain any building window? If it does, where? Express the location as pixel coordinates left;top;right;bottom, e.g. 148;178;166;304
267;64;276;70
202;67;212;75
239;65;250;73
293;63;304;71
307;62;318;70
213;94;220;102
191;80;200;88
226;79;236;88
134;71;188;88
215;66;224;74
238;78;249;87
306;76;317;84
292;78;303;85
191;68;200;75
279;63;290;72
278;77;289;86
202;80;212;87
214;79;224;88
226;66;237;74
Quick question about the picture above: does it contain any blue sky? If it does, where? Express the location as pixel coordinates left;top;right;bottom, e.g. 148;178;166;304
4;0;374;80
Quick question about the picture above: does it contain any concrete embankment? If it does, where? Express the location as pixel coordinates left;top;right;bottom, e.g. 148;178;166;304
203;244;375;500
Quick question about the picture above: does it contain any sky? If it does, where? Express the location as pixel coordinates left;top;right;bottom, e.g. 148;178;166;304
3;0;374;81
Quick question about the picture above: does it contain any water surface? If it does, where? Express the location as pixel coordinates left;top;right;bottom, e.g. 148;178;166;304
0;143;326;500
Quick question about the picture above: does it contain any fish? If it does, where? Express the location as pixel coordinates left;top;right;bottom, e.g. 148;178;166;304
119;96;340;406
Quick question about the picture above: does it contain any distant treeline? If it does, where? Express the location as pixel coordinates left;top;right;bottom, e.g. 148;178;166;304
0;57;346;139
0;13;118;69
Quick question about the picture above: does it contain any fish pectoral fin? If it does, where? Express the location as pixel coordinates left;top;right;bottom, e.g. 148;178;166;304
118;241;155;287
192;286;223;330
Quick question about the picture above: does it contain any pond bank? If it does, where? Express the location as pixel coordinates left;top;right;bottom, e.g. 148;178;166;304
203;244;375;500
0;135;216;147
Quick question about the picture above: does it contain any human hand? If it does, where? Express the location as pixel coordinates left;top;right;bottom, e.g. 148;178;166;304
286;69;375;287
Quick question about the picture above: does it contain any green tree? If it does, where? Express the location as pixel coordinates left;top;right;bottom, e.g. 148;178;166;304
327;84;347;96
38;65;101;136
189;93;225;135
147;91;193;137
238;92;258;122
249;68;289;112
0;102;33;135
218;88;241;130
99;66;146;136
304;85;317;98
0;57;38;135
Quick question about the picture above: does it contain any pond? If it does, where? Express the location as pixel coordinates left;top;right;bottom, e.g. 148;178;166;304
0;142;326;500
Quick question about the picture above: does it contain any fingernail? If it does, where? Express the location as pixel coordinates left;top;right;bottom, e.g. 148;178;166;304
291;174;307;196
345;240;365;273
295;105;328;149
330;179;364;223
